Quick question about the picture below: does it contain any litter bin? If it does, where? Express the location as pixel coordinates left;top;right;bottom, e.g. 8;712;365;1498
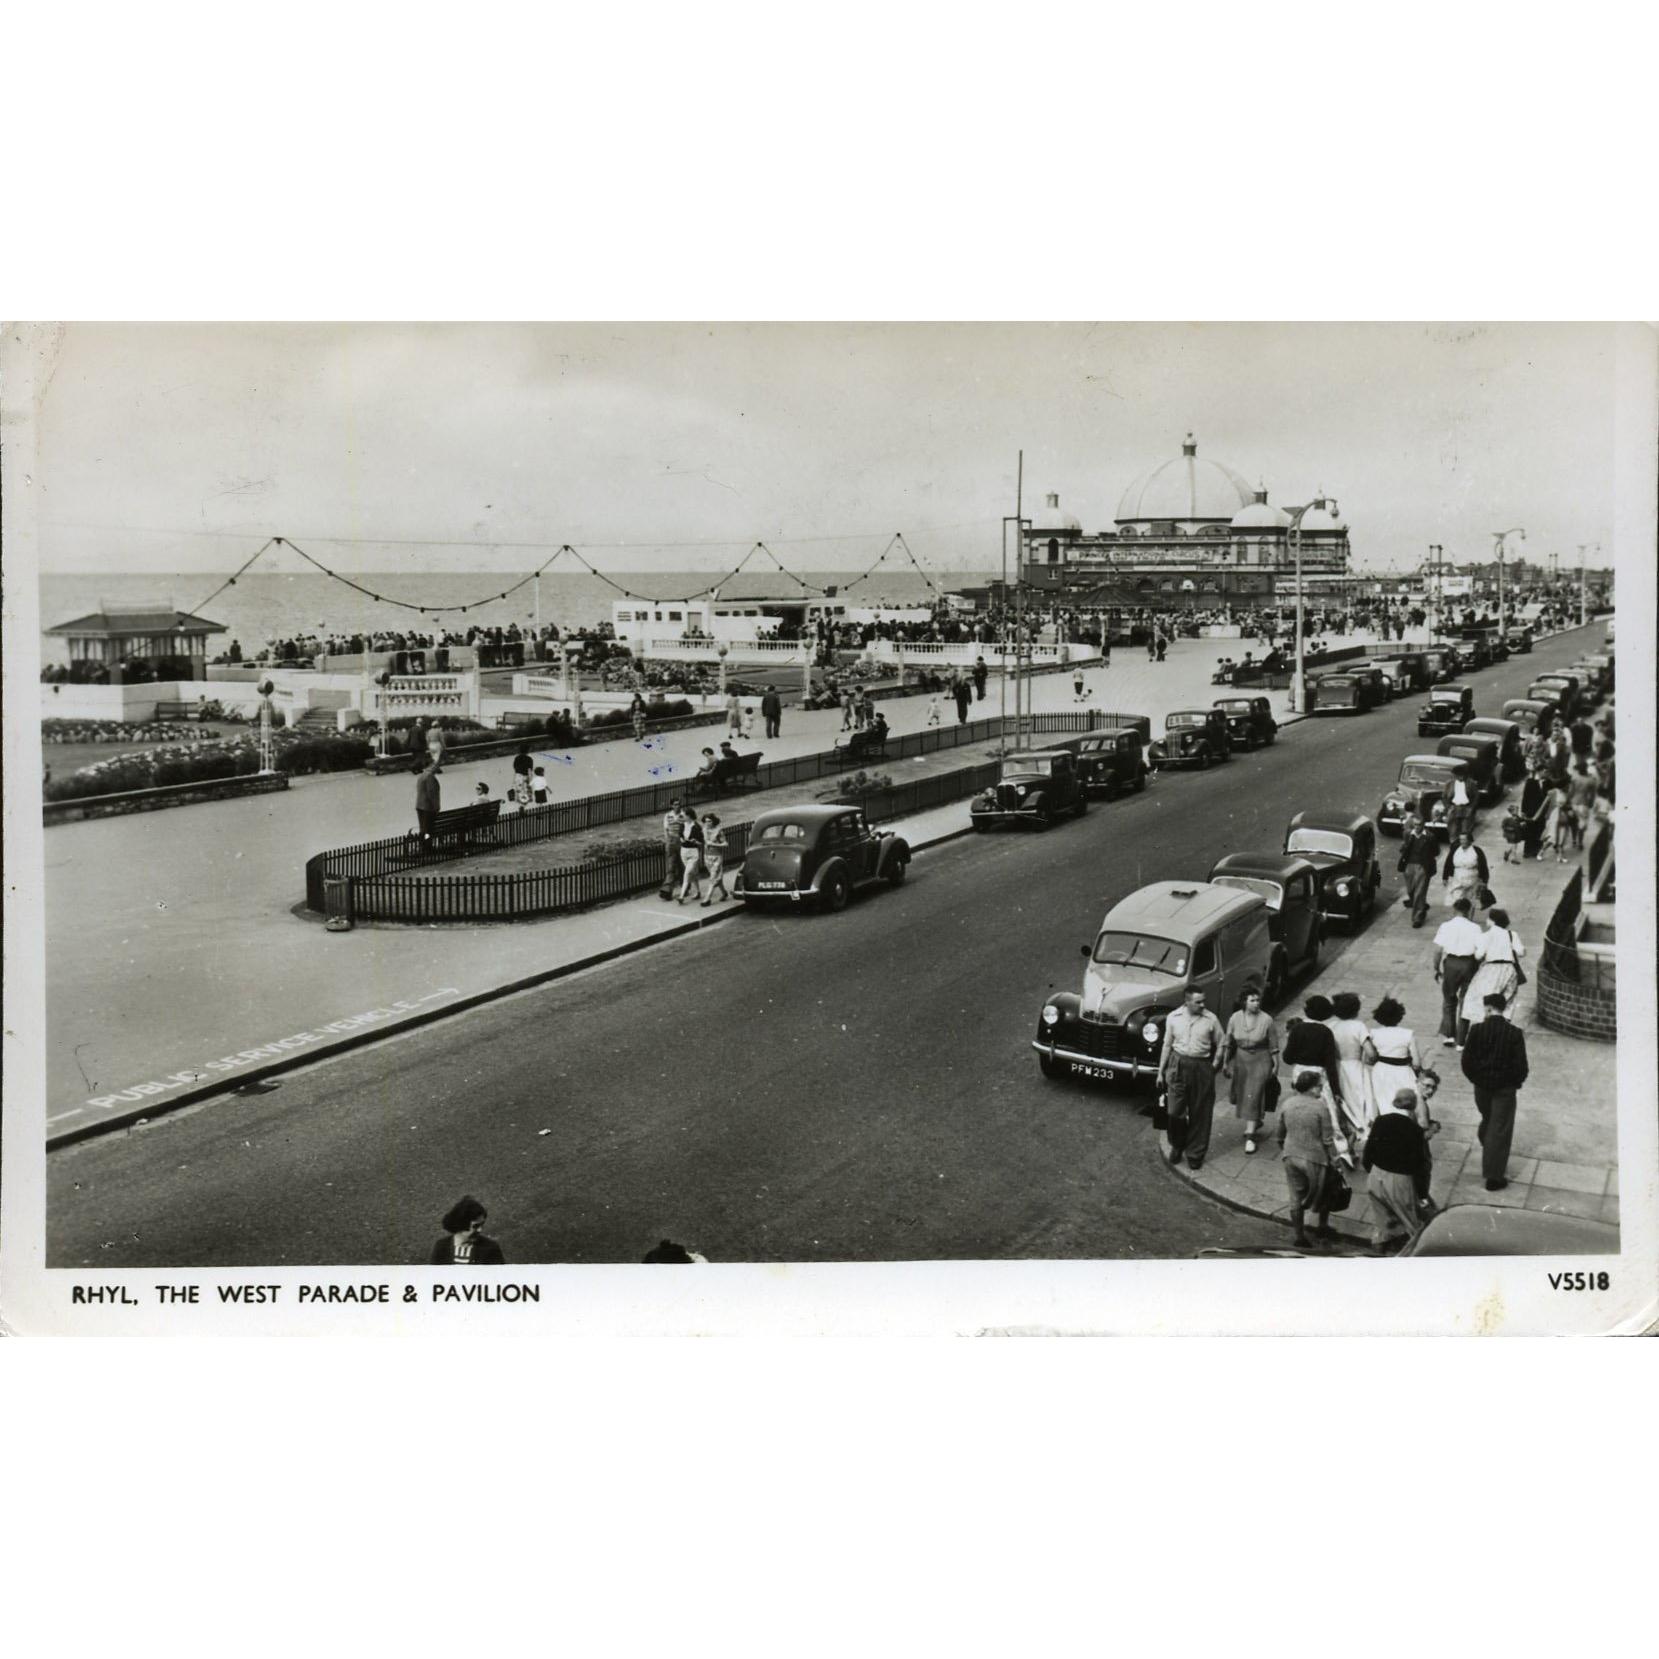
322;874;355;932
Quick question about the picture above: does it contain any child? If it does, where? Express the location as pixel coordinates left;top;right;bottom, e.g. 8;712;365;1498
531;764;549;806
927;694;942;727
739;703;756;741
1500;806;1524;863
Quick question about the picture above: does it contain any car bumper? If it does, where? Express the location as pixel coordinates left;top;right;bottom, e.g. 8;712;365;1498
1031;1038;1159;1081
971;807;1045;825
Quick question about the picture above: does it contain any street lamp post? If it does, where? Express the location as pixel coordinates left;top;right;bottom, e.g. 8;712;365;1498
1491;527;1524;627
1284;503;1315;713
1426;544;1444;640
1577;542;1599;627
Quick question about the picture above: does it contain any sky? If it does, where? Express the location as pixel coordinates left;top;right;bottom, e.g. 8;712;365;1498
23;321;1642;578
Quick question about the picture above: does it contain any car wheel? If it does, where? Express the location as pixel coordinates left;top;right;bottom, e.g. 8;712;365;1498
885;856;907;886
1134;770;1148;792
1039;1051;1070;1080
822;870;850;912
1075;794;1088;818
1198;750;1212;770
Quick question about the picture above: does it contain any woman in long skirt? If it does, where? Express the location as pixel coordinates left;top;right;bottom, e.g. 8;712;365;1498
1222;989;1279;1156
1441;830;1487;912
1461;907;1525;1025
1326;991;1375;1143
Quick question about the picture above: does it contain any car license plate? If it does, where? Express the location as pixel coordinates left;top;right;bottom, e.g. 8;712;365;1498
755;881;787;890
1072;1062;1114;1082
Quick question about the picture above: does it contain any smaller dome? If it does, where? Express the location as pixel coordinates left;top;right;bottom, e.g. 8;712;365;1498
1231;487;1290;530
1298;504;1343;532
1031;492;1081;534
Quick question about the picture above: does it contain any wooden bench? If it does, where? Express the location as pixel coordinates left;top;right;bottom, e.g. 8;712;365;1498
687;751;764;799
495;710;547;731
154;701;204;721
835;727;889;763
427;798;502;851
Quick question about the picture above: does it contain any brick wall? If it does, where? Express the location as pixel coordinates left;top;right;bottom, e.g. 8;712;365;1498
1537;963;1617;1041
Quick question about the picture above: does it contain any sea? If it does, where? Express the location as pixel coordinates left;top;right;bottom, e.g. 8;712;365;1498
39;570;999;650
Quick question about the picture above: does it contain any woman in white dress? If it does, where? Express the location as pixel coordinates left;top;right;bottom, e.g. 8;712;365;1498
1442;829;1487;914
1326;991;1374;1142
1462;907;1525;1025
1362;996;1431;1130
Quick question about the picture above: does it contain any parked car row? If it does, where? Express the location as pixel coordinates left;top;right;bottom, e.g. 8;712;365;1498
1031;810;1384;1085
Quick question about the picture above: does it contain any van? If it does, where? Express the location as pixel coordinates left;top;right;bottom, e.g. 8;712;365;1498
1033;881;1273;1084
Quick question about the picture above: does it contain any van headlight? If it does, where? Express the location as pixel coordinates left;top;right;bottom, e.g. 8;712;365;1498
1041;1004;1060;1026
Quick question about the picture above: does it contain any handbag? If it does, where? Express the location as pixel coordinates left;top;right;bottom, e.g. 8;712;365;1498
1477;883;1498;909
1323;1168;1353;1213
1263;1074;1281;1114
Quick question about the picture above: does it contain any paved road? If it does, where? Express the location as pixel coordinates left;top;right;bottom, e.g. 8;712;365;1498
47;628;1604;1266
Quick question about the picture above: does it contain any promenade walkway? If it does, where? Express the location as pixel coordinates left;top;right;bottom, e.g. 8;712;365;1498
1177;809;1620;1238
43;632;1399;1132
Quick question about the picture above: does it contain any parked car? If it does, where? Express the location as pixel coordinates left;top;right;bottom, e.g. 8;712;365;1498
1462;716;1526;784
1382;650;1433;692
1378;754;1473;837
1566;660;1605;707
1072;725;1151;796
1282;811;1382;929
1153;708;1233;769
1350;658;1410;700
970;749;1087;830
1528;675;1580;723
1206;853;1322;985
1578;651;1614;694
1501;697;1557;737
1308;672;1377;715
732;805;909;911
1404;1205;1619;1257
1032;881;1274;1084
1458;627;1505;666
1212;695;1278;750
1417;683;1475;737
1435;733;1505;804
1503;627;1534;655
1425;642;1466;679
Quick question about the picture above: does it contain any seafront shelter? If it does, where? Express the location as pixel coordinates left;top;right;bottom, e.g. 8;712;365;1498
42;603;227;684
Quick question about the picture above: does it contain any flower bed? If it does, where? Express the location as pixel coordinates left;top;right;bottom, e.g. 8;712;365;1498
42;717;220;746
43;729;374;801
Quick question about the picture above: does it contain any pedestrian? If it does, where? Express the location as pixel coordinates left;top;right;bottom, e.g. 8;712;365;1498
660;798;687;899
1567;760;1597;849
630;691;648;742
1156;986;1227;1171
1072;665;1086;702
414;738;443;849
1440;829;1489;914
1397;811;1439;927
1361;1089;1432;1255
1276;1069;1341;1247
841;688;857;731
1518;766;1550;858
1462;906;1525;1029
1547;776;1573;860
1155;632;1168;663
1362;996;1427;1119
511;741;534;802
642;1239;708;1263
531;765;549;806
926;693;942;726
1281;995;1343;1107
725;689;742;737
675;809;706;903
1460;991;1530;1190
1327;991;1375;1143
699;813;729;906
1147;627;1158;662
739;702;756;742
973;656;989;700
953;675;972;725
761;684;782;739
1222;987;1279;1155
430;1195;507;1265
1445;777;1476;843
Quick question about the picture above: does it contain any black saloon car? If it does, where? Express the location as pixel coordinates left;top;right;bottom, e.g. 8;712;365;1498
1417;683;1475;737
1282;811;1382;929
733;805;910;911
1154;708;1233;769
1072;725;1152;796
1212;695;1279;750
1435;733;1504;804
1308;672;1377;715
1378;754;1473;838
1207;853;1322;989
1462;716;1526;784
970;749;1088;830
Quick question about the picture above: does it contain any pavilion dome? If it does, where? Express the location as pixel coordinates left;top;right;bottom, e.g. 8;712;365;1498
1298;499;1344;532
1031;492;1081;534
1116;434;1254;524
1231;485;1291;530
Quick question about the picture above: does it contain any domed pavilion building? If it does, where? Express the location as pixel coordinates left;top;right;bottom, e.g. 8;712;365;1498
1020;433;1352;613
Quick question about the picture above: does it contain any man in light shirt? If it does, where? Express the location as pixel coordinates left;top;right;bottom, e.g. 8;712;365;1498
1432;897;1484;1048
1157;987;1227;1170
